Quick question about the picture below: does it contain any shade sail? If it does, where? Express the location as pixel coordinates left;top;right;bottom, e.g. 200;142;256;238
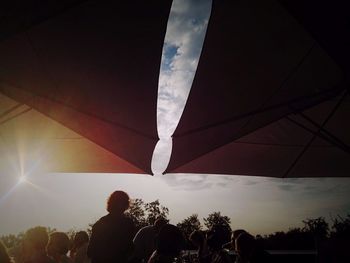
0;93;143;174
167;0;349;177
0;1;173;174
278;0;350;84
168;93;350;177
0;1;87;41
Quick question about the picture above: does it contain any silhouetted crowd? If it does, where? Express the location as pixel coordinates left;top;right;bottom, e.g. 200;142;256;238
0;190;269;263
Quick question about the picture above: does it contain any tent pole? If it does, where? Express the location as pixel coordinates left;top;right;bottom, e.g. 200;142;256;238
0;102;24;119
285;116;350;154
298;111;349;151
283;90;348;177
0;107;32;126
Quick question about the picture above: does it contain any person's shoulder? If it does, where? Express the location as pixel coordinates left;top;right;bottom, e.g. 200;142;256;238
133;225;151;242
147;250;158;263
138;225;153;233
121;214;134;224
91;214;111;230
123;214;133;221
214;249;233;263
61;255;74;263
96;214;110;224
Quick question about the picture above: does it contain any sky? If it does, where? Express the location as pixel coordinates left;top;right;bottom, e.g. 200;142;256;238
1;0;350;236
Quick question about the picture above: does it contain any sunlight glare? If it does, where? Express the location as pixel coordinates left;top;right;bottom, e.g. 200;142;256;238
19;176;27;183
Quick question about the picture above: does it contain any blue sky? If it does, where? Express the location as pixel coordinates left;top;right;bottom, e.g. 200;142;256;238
1;0;350;236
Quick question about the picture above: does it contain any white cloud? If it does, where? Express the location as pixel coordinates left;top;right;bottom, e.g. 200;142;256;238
152;0;212;174
157;0;212;139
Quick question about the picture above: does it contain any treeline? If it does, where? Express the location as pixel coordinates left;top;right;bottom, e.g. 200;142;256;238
1;198;350;253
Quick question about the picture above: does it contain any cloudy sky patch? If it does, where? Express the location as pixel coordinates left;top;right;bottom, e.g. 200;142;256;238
157;0;212;139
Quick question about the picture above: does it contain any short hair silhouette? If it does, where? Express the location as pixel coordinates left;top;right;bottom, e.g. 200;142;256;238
71;231;90;263
231;229;247;249
25;226;49;250
88;190;135;263
154;218;168;231
207;225;231;250
235;232;255;257
156;224;184;257
73;231;89;247
189;230;205;247
232;229;247;241
107;190;130;214
47;232;71;256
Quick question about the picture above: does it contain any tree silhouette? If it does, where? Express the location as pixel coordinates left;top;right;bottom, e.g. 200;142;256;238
126;198;148;230
0;233;23;249
125;199;169;230
203;211;231;230
263;228;314;250
177;214;202;239
302;217;329;239
331;214;350;239
144;200;169;225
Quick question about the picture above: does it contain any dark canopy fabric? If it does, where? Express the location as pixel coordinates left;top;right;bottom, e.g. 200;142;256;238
168;93;350;177
279;0;350;85
0;0;87;42
0;0;172;174
167;0;349;177
0;93;143;174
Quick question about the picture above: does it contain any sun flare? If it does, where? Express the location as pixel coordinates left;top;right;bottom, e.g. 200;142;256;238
18;176;27;183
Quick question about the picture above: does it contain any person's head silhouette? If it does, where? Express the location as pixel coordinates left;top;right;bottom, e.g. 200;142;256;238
25;226;49;252
73;231;89;248
156;224;184;257
107;190;130;215
190;230;205;248
154;217;168;232
47;232;71;259
231;229;247;250
235;232;256;260
207;225;231;251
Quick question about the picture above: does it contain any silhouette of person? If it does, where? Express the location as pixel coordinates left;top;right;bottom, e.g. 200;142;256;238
148;224;184;263
206;225;232;263
132;218;167;262
47;232;73;263
87;190;135;263
225;229;247;251
189;230;210;263
70;231;90;263
0;240;12;263
234;232;269;263
20;226;54;263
